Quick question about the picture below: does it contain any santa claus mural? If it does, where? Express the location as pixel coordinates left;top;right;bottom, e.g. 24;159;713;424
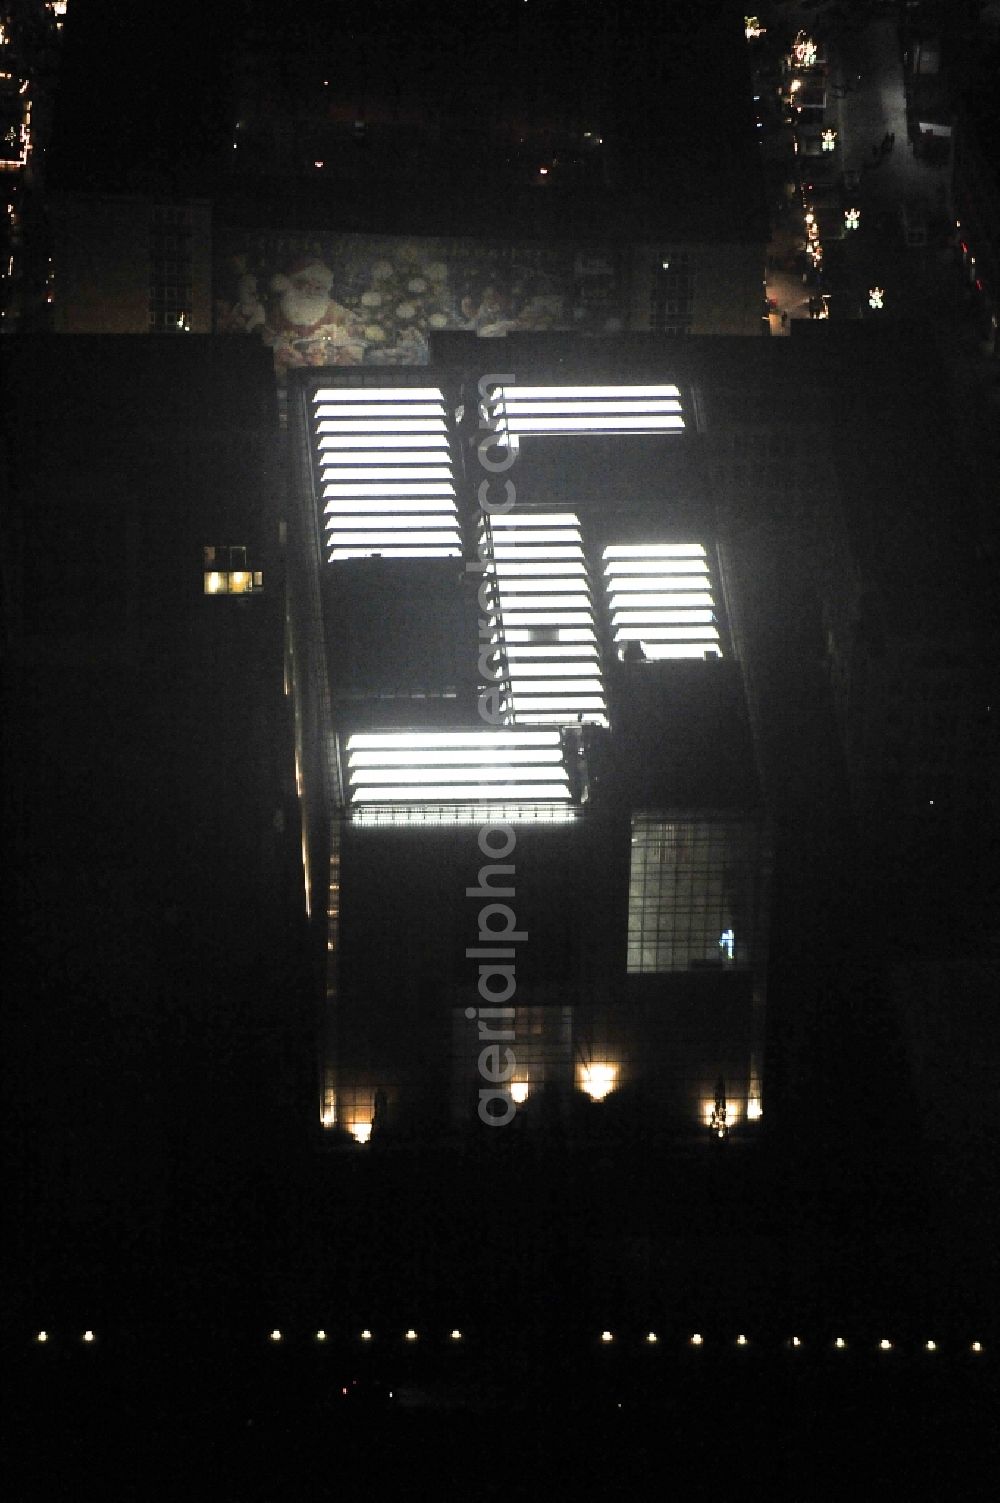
265;257;366;367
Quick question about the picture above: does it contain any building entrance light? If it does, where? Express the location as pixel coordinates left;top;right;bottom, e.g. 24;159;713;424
709;1075;729;1139
579;1062;617;1100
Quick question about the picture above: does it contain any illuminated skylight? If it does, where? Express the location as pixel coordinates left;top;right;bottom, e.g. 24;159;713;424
311;385;461;561
344;729;573;810
604;543;723;661
479;511;607;727
485;384;685;438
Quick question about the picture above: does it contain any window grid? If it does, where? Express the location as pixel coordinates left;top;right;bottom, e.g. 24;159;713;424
627;816;760;973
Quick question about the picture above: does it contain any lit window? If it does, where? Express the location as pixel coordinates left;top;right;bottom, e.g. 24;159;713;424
203;546;261;595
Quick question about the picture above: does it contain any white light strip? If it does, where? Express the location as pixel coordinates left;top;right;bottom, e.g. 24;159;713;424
604;558;708;575
490;385;681;400
639;644;722;660
496;610;592;622
324;497;459;514
506;645;600;659
326;516;463;532
610;582;712;598
348;731;561;749
609;588;714;605
605;543;706;558
503;627;596;642
315;386;446;401
349;748;565;765
492;562;586;576
323;482;456;497
352;784;572;802
613;610;715;625
510;697;606;711
322;452;454;467
502;400;682;416
321;467;455;481
319;434;447;449
503;415;685;433
497;582;594;598
329;547;462;560
352;767;569;784
508;662;603;678
490;513;589;528
516;712;609;725
329;531;461;548
609;592;714;608
511;679;604;694
496;589;592;607
315;403;445;419
491;544;584;558
488;534;584;548
317;418;448;433
614;626;720;642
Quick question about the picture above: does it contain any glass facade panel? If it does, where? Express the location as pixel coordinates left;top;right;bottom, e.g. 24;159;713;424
627;815;763;973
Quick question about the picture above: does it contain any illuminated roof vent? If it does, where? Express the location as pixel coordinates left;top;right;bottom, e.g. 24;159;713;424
344;729;573;809
487;384;684;437
482;511;608;726
312;385;461;561
603;543;723;661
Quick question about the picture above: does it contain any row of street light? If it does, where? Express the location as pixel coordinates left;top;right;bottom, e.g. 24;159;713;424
30;1329;985;1352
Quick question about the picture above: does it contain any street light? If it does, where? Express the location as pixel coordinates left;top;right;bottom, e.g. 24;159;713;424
869;287;884;310
844;207;861;231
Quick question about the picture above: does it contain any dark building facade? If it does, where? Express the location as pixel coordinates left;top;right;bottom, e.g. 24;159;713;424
281;325;998;1152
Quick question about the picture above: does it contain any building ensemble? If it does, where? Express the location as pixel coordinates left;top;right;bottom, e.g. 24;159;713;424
284;336;772;1146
